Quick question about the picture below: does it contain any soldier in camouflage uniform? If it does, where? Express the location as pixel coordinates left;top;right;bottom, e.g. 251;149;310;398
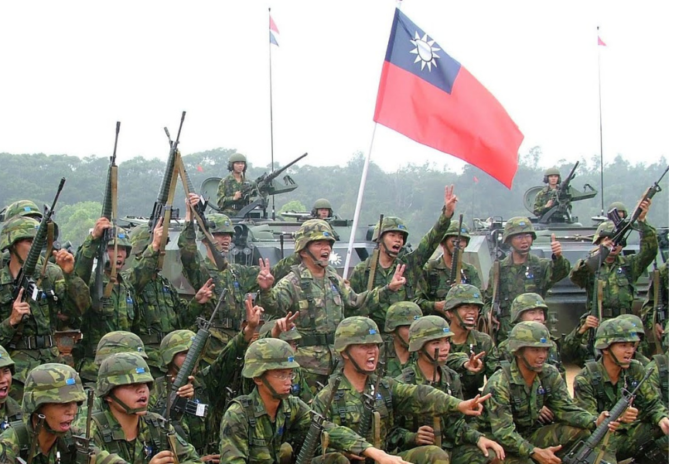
573;318;669;463
312;316;491;464
533;167;564;219
219;337;409;464
349;185;457;330
442;285;498;401
484;217;570;344
392;316;504;463
0;363;125;463
89;352;200;463
0;216;90;401
416;221;481;318
382;302;422;378
615;314;651;366
473;322;602;464
0;347;21;429
569;197;657;319
257;219;406;396
645;327;668;408
310;198;340;239
217;152;255;216
640;259;668;356
607;201;628;220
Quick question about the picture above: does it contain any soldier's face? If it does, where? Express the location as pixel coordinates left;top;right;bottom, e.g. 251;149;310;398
11;238;33;262
316;208;330;219
262;369;295;397
510;233;533;254
39;402;78;434
213;233;233;253
172;350;188;372
346;344;380;372
107;245;128;270
520;309;546;324
396;326;411;345
442;236;469;255
423;338;450;362
303;240;333;267
233;162;246;174
519;346;549;371
548;175;559;186
109;383;150;416
600;237;623;258
606;342;636;368
455;304;480;327
0;367;12;403
381;232;405;254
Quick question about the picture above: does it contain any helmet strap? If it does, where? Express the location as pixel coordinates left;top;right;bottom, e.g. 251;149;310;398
345;350;372;375
394;331;410;349
260;376;291;400
454;310;475;331
420;347;442;367
304;247;329;268
379;239;400;259
517;351;544;373
9;246;25;266
107;392;147;415
607;346;632;368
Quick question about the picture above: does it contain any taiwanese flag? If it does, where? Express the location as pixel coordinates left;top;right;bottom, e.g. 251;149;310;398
374;9;523;188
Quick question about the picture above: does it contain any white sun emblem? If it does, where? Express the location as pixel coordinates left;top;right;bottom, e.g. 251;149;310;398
329;251;342;266
410;31;441;71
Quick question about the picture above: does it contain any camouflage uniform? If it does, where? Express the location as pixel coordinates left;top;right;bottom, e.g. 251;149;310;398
645;354;669;408
217;153;254;215
572;318;668;463
443;285;499;400
350;213;452;331
484;217;570;343
473;322;596;463
417;222;481;317
0;363;125;464
533;185;560;218
570;220;658;318
382;302;422;378
178;216;260;366
90;353;200;464
0;217;90;400
640;260;668;355
220;338;375;463
0;347;21;429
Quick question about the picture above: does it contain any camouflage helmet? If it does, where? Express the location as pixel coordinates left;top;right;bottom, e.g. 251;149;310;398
94;331;148;366
0;345;15;375
503;217;537;243
96;352;154;398
442;222;471;242
408;316;452;352
608;202;628;217
384;301;422;333
227;152;247;171
334;316;383;353
4;200;42;221
22;364;86;417
511;293;548;323
128;224;151;257
593;221;616;245
312;198;333;216
595;318;640;350
293;219;335;253
373;217;409;242
0;216;40;252
207;213;236;235
242;338;299;379
444;284;484;312
160;330;195;367
108;227;132;258
508;321;554;353
616;314;645;337
543;167;561;183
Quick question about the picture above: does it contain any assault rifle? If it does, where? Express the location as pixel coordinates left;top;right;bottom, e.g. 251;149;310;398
649;264;666;354
358;356;385;461
92;122;120;311
367;215;384;292
485;242;502;344
562;367;654;464
240;152;308;198
296;379;341;464
540;161;579;223
159;289;226;421
74;389;97;464
585;245;610;362
431;348;442;448
447;214;464;286
13;178;65;320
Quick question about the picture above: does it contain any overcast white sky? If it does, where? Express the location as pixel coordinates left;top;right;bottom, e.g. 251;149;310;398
1;1;692;180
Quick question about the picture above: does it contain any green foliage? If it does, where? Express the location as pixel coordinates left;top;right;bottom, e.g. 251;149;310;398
56;201;102;247
279;200;307;213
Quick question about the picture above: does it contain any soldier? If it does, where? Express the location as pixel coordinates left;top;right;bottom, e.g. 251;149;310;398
349;185;457;330
640;259;668;356
382;301;422;378
569;197;657;319
645;326;668;408
484;216;570;343
497;293;565;382
416;221;481;318
533;167;564;219
615;314;651;366
393;316;504;463
89;352;200;463
474;321;607;464
257;219;405;395
442;285;498;401
312;316;491;464
0;363;125;463
573;318;669;463
0;216;90;401
219;338;410;464
217;152;253;216
310;198;340;239
607;201;628;220
0;347;21;428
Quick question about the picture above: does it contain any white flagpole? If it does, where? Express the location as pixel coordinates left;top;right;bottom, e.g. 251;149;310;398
342;123;378;280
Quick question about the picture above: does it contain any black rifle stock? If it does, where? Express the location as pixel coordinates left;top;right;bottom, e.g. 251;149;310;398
562;367;654;464
367;215;384;292
358;358;385;453
74;389;97;464
448;214;464;285
296;379;341;464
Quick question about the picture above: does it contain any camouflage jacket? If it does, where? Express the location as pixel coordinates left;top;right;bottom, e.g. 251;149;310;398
391;361;482;451
312;372;463;453
476;361;595;457
645;354;669;408
573;359;668;429
498;335;566;382
349;211;452;330
89;409;199;464
382;337;412;379
640;260;669;331
416;254;482;316
570;220;658;317
258;263;389;376
484;252;570;319
0;260;89;384
533;186;560;217
220;387;373;463
0;397;21;429
446;330;499;400
217;174;254;214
